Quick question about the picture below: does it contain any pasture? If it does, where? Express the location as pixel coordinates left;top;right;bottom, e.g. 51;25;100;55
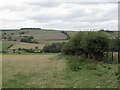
2;30;70;41
10;42;44;50
2;54;118;88
1;42;15;50
1;30;119;88
27;30;68;41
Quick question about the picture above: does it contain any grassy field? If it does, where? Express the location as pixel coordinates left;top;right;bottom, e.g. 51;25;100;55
27;30;68;41
10;42;44;50
1;42;16;50
8;40;68;50
67;31;78;38
1;30;119;88
2;30;70;41
2;54;118;88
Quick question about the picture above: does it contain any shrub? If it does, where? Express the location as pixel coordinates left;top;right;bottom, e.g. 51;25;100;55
62;32;84;55
109;38;120;52
20;36;32;43
43;43;63;53
20;36;38;44
82;31;109;60
62;31;109;61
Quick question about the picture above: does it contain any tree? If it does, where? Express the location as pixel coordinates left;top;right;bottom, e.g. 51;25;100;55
62;31;109;61
43;43;63;53
82;32;109;60
62;32;84;55
21;36;31;43
3;33;6;35
8;36;12;41
35;46;39;50
11;33;14;35
20;36;36;43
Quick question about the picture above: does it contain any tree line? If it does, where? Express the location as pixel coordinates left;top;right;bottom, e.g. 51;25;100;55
62;31;120;61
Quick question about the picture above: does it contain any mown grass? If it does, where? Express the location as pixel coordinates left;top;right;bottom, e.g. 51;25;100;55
2;54;118;88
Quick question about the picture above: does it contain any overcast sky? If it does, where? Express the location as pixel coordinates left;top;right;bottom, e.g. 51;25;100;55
0;0;119;31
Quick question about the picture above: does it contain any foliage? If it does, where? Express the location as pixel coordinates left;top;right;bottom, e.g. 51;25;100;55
20;36;38;44
42;43;63;53
61;31;70;40
109;38;120;52
81;31;109;60
62;31;109;60
19;31;26;35
62;32;84;55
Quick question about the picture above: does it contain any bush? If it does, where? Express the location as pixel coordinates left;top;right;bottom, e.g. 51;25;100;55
20;36;32;43
20;36;38;44
62;32;84;55
82;31;109;60
62;31;109;61
42;43;63;53
109;38;120;52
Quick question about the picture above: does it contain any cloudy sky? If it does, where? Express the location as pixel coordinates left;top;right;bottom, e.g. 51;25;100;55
0;0;119;31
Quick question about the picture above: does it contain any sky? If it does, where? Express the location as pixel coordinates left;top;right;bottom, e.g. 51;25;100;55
0;0;119;31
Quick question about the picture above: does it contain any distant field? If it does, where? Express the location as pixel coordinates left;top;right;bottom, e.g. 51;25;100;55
1;42;15;50
1;40;68;52
25;30;68;41
2;30;70;41
9;40;68;50
2;30;116;43
1;30;117;53
67;31;78;38
107;31;119;38
39;40;68;45
10;42;44;50
2;54;118;88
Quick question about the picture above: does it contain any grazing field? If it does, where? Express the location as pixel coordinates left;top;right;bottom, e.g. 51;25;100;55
1;42;15;50
1;30;117;42
2;54;118;88
67;31;78;38
10;42;44;50
2;30;70;41
27;30;68;41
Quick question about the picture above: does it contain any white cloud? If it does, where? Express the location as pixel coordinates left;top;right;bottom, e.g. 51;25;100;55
0;0;118;31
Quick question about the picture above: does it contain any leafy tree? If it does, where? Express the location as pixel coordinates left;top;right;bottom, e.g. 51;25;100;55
8;36;12;41
21;36;31;43
20;36;37;43
43;43;63;53
62;32;84;55
3;33;6;35
62;31;109;61
35;46;39;50
109;38;120;51
82;32;109;60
